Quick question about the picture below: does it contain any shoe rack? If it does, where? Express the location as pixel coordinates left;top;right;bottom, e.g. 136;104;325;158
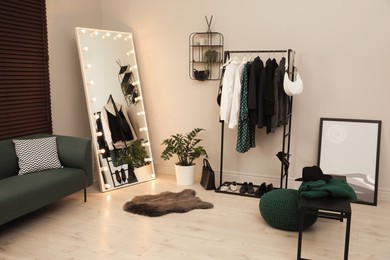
215;181;274;199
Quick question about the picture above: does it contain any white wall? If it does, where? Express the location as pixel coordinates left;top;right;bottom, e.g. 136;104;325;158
47;0;102;138
48;0;390;199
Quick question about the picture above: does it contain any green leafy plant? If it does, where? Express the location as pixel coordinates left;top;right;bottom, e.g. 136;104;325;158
161;128;208;166
204;49;218;63
123;138;150;168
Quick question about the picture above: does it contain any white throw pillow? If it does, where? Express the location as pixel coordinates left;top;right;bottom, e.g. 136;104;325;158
13;137;63;175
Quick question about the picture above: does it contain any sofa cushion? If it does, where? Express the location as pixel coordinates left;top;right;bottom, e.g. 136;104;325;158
0;168;86;225
13;137;62;175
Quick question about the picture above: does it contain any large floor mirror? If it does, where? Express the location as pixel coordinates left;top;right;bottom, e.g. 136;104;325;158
75;27;155;192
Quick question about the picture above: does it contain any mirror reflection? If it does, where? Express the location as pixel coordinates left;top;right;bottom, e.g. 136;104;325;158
75;27;155;192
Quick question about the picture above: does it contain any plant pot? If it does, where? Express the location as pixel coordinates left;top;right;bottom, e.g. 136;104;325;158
175;164;196;185
134;164;153;182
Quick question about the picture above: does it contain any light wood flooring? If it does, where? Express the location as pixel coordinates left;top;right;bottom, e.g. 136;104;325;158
1;174;389;260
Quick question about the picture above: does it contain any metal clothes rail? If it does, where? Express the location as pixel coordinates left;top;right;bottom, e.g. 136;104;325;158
218;49;295;192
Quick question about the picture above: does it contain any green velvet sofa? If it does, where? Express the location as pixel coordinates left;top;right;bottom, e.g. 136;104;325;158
0;134;93;226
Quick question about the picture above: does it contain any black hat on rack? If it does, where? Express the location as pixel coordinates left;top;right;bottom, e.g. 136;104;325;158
295;166;332;182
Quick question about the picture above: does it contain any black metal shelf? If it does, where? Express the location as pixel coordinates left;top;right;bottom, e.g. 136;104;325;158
189;31;224;81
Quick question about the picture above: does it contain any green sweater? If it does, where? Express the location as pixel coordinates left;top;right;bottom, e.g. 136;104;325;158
299;179;357;201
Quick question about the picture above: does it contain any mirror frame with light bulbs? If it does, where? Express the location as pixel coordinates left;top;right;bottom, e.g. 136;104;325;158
75;27;155;192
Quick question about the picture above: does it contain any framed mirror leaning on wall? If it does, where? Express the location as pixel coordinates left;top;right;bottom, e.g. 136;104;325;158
75;27;155;192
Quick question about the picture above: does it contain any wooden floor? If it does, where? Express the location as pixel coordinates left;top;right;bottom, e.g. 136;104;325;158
1;174;389;260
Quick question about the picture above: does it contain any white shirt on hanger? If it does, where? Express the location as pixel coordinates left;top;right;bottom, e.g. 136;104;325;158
228;56;249;129
220;56;241;125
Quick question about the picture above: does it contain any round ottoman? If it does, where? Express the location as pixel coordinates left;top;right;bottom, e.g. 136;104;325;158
259;189;318;231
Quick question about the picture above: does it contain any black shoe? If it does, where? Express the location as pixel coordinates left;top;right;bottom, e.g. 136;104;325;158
255;182;266;198
239;182;248;194
247;182;255;194
114;170;121;183
266;183;274;193
121;168;127;182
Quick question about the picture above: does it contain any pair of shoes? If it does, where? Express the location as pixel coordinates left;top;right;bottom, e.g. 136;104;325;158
255;182;267;198
276;151;290;172
229;181;238;192
240;182;255;194
255;182;275;198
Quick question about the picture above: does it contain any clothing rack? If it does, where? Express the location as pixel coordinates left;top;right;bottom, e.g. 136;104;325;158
218;49;295;194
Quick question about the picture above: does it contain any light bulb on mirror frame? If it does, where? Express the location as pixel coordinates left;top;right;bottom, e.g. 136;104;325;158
98;149;105;154
96;132;103;137
90;97;97;103
84;64;92;69
87;80;94;86
124;34;133;41
90;30;99;37
133;80;140;86
79;28;86;34
102;32;111;39
139;127;148;132
126;50;135;56
137;111;145;116
114;33;122;40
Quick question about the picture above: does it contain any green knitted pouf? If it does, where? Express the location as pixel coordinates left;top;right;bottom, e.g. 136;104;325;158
259;189;318;231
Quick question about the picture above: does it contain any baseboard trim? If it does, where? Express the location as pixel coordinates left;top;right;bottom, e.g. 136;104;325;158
154;164;390;202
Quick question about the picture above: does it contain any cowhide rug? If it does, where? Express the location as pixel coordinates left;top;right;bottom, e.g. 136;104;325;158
123;189;213;217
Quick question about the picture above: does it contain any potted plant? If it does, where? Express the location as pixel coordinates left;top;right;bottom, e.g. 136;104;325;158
161;128;208;185
204;49;218;63
204;49;219;73
125;138;153;182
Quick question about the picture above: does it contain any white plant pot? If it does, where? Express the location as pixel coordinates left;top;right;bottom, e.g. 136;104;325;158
134;164;153;182
175;164;196;185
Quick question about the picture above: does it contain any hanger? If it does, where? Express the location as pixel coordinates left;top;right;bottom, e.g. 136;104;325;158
221;55;232;68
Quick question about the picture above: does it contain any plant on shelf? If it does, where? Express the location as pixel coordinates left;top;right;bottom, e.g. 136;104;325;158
161;128;208;166
203;49;219;75
204;49;218;63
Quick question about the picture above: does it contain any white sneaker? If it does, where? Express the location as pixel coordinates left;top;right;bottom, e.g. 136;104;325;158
229;181;238;192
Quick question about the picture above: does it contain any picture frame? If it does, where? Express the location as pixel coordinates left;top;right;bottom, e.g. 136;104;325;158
317;118;382;205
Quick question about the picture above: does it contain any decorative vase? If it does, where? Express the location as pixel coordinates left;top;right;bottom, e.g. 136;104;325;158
175;164;196;185
134;164;153;182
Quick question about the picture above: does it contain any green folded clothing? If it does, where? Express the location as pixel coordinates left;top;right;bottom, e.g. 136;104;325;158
299;179;357;201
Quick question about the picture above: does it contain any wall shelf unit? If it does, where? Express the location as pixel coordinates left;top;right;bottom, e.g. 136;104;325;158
189;31;224;81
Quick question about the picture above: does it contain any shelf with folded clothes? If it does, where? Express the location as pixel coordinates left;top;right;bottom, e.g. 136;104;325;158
215;181;274;198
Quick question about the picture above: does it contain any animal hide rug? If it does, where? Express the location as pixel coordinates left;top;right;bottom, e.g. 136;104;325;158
123;189;213;217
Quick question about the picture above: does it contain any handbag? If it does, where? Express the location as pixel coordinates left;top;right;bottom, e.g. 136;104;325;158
193;69;209;81
200;158;216;190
